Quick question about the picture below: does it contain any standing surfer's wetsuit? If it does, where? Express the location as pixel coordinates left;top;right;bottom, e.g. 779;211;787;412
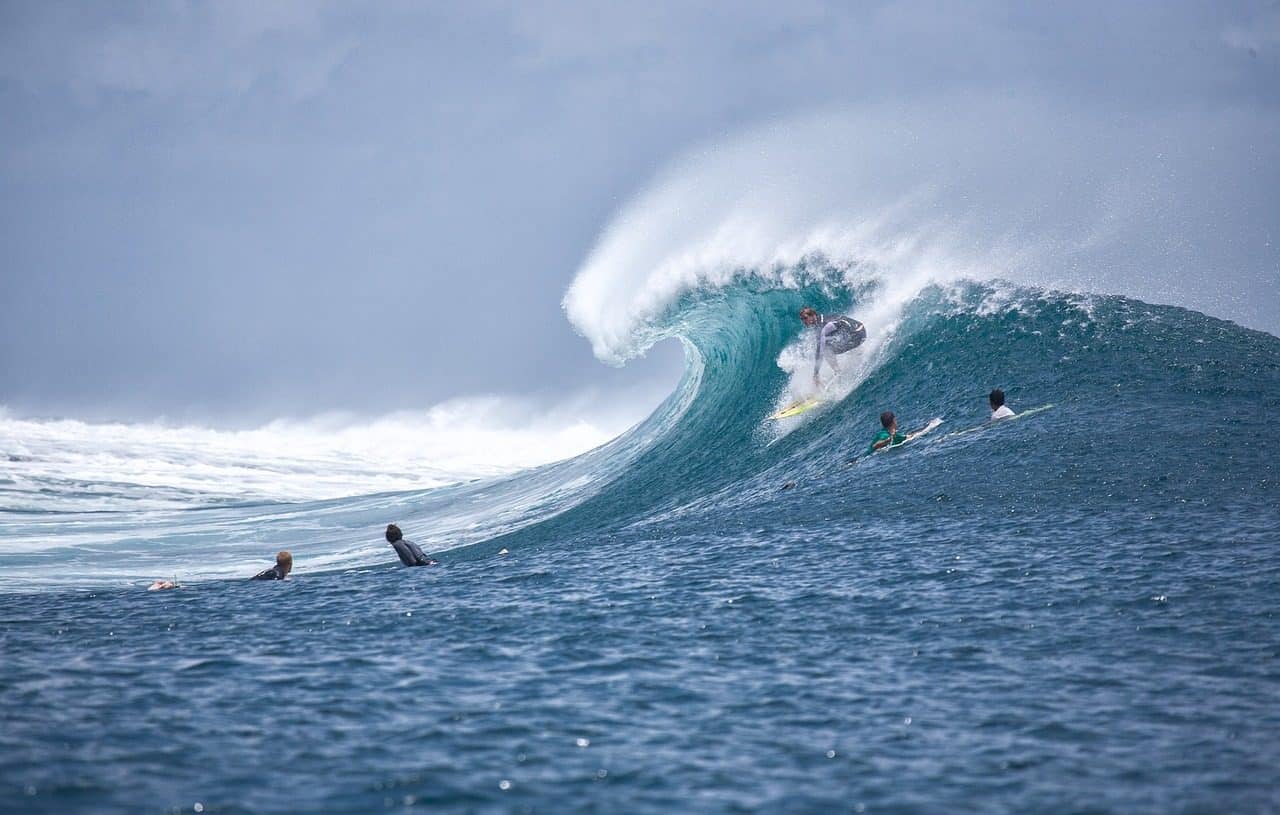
813;314;866;378
385;523;437;567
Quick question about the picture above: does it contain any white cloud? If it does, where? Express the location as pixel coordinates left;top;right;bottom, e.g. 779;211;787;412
1;1;352;101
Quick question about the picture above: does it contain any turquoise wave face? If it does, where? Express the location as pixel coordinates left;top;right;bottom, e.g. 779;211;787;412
2;275;1276;592
488;277;1280;555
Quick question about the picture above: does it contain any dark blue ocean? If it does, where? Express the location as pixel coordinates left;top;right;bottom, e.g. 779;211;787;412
2;281;1279;814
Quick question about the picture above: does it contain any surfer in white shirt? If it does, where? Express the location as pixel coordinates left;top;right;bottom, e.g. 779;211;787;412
989;389;1016;420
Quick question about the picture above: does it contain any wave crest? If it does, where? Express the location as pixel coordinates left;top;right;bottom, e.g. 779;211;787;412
564;98;1280;363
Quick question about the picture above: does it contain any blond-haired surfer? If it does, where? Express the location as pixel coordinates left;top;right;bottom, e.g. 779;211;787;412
251;551;293;581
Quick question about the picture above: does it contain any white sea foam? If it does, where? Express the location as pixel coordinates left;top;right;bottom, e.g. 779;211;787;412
564;98;1280;363
0;393;647;511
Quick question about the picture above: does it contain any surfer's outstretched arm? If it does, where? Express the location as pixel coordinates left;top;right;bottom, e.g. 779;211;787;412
801;306;830;386
905;418;942;440
813;325;827;384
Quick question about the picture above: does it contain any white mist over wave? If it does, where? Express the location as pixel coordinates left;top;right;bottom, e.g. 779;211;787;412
564;97;1280;365
0;393;650;512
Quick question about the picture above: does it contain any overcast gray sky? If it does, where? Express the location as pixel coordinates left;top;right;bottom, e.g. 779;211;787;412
2;1;1278;423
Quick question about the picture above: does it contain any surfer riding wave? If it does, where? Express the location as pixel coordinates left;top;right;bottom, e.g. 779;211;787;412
800;306;866;387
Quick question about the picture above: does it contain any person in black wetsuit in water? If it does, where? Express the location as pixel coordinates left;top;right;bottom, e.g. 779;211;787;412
251;551;293;581
386;524;437;567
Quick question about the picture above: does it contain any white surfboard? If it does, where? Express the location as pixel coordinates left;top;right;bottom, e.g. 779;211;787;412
884;417;944;450
946;404;1055;439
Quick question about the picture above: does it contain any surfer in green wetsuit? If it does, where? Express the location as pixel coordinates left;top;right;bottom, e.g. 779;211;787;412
868;411;908;454
847;411;943;463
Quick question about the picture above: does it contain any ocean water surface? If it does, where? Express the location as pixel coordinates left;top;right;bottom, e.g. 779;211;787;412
2;277;1279;813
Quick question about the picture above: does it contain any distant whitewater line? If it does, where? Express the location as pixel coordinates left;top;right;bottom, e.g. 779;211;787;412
0;395;645;512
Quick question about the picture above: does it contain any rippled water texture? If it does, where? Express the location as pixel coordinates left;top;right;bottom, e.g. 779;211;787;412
2;283;1278;813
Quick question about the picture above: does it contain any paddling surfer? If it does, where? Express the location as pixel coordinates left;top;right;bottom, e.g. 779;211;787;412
386;524;437;567
800;307;866;387
989;389;1016;420
867;411;908;454
251;551;293;581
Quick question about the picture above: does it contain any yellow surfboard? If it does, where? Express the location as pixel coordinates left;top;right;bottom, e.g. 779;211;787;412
768;398;823;420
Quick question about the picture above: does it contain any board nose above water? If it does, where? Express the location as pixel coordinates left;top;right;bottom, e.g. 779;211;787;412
768;398;824;420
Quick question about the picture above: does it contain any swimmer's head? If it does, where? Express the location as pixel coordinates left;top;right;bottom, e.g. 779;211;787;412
880;411;896;430
276;551;293;576
799;307;819;327
989;389;1005;409
385;524;403;543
